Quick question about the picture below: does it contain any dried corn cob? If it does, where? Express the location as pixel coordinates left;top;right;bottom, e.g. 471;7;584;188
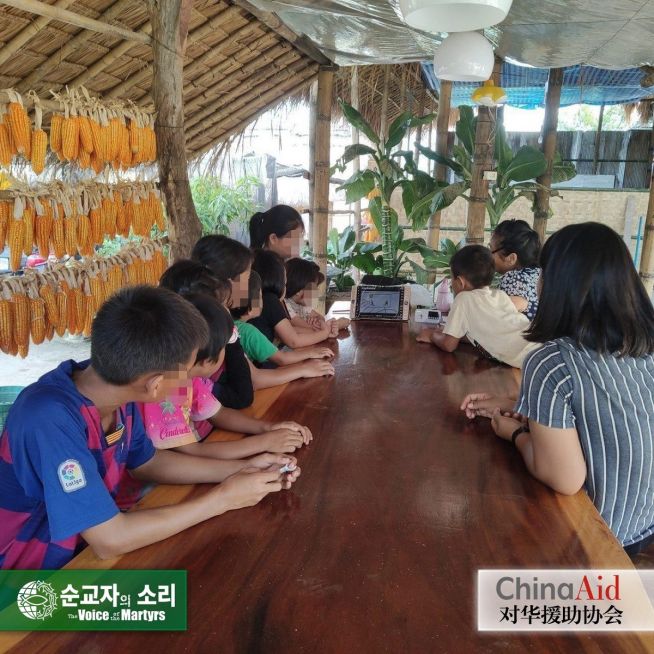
11;290;30;349
50;114;63;154
0;201;9;249
0;122;14;166
62;116;80;161
29;295;46;345
35;207;52;258
39;282;59;329
0;295;13;354
6;95;31;156
89;207;103;246
64;216;78;256
8;218;24;271
30;129;47;175
79;148;91;169
78;114;94;154
22;204;35;256
51;214;66;260
55;282;68;337
77;214;92;256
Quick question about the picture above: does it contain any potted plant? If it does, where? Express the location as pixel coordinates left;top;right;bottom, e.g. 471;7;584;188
332;100;455;283
326;226;356;301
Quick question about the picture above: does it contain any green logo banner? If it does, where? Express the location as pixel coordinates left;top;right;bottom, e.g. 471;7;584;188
0;570;186;631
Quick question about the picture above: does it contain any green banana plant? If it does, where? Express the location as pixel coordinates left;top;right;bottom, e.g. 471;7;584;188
407;105;577;230
333;100;450;278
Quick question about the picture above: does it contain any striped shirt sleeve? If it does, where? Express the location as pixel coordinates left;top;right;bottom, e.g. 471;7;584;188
515;343;575;429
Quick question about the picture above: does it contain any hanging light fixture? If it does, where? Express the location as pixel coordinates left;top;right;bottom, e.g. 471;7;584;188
399;0;513;33
433;32;494;81
471;79;508;106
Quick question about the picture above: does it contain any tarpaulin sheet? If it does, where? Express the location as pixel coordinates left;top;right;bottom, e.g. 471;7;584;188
247;0;654;69
421;61;654;108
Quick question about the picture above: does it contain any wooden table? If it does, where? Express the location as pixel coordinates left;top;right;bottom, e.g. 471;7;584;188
3;322;653;653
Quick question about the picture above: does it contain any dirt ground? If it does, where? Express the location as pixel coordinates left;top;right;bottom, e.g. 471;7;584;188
0;336;91;388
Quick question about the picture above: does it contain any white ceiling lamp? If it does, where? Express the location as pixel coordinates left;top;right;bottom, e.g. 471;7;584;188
433;31;495;81
399;0;513;33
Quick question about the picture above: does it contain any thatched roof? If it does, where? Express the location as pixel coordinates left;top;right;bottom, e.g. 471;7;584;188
0;0;328;159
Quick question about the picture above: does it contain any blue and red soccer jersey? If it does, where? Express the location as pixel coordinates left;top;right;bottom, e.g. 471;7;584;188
0;360;155;569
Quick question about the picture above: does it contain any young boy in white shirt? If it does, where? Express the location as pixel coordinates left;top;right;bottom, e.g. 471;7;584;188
417;245;539;368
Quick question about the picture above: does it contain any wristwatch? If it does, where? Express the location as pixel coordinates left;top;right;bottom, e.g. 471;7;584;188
511;425;529;446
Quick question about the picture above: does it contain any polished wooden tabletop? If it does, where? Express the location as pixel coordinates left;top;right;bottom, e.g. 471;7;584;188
3;322;653;653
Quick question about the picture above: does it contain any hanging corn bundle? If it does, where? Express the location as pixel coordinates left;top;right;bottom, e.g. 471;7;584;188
0;181;165;268
0;237;167;356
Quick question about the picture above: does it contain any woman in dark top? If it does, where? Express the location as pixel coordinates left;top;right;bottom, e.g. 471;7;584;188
249;205;305;260
490;219;541;320
462;222;654;554
249;249;336;347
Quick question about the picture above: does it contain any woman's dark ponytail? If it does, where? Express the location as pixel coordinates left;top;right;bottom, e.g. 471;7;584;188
248;212;266;249
248;205;304;249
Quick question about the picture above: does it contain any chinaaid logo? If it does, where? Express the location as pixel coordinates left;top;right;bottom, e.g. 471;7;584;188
16;581;58;620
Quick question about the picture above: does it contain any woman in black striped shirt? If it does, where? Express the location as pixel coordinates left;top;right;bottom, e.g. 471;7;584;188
462;222;654;554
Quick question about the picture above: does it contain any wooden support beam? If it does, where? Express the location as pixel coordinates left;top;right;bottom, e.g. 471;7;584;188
639;120;654;298
534;67;564;243
312;67;334;312
67;21;152;88
150;0;200;260
16;0;134;92
428;80;451;250
351;66;362;244
231;0;334;67
0;0;152;44
106;6;246;99
189;72;318;159
465;104;493;244
185;58;314;142
380;65;390;141
593;103;605;175
308;79;317;247
0;0;77;67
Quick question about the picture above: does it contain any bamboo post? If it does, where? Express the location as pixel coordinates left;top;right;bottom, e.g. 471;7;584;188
351;66;362;243
149;0;200;260
308;79;318;249
428;80;451;249
593;103;605;175
639;119;654;298
534;67;564;243
312;67;334;312
465;104;493;245
380;65;391;141
0;0;151;43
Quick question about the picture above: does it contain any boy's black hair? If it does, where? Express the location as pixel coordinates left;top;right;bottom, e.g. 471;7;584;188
230;270;262;320
492;219;541;267
249;204;304;249
191;234;253;280
159;259;231;305
450;245;495;289
181;292;234;363
252;249;286;299
91;285;208;385
285;257;325;298
526;222;654;357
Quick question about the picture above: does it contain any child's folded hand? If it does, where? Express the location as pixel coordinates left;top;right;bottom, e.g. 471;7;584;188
307;311;326;330
460;393;516;419
263;428;306;453
302;359;335;378
218;468;289;509
491;408;527;441
306;346;334;360
327;319;339;338
247;452;298;472
335;317;351;331
269;421;313;444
